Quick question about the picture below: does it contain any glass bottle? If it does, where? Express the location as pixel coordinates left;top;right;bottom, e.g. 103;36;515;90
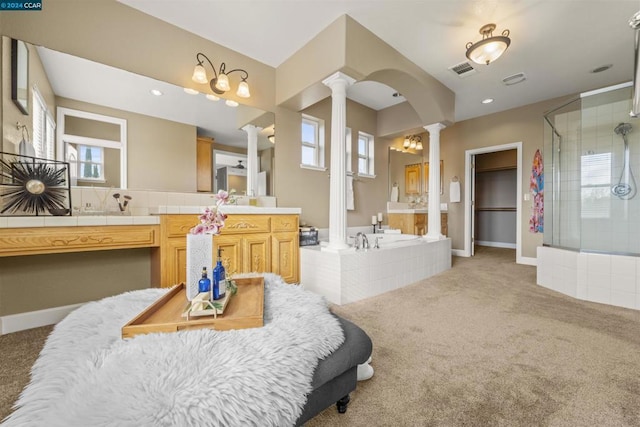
198;267;211;293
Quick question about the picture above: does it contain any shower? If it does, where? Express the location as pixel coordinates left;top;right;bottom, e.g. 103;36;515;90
611;122;636;199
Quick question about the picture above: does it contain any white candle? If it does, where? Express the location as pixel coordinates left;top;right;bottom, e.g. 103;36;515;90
371;215;377;225
377;212;383;222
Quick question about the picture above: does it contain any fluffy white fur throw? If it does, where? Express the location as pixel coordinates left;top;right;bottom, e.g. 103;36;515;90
3;274;344;427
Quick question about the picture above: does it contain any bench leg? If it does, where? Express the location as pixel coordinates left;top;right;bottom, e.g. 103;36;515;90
336;394;350;414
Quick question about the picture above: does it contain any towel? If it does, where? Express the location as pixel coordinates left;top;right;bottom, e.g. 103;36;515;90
450;181;461;203
346;175;354;210
390;184;399;202
19;138;36;157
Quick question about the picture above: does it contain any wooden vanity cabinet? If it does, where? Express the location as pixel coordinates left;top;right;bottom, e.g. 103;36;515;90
155;213;299;287
387;213;448;236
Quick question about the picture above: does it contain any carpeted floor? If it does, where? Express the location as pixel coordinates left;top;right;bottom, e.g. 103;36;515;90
2;247;640;426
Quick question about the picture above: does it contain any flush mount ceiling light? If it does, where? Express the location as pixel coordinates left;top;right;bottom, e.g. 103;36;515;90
192;52;250;98
403;135;423;150
466;23;511;65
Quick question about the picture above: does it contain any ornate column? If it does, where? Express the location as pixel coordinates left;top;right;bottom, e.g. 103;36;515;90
242;124;261;197
424;123;447;240
322;72;356;251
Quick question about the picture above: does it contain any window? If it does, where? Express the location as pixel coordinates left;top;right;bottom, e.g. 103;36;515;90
32;87;55;159
581;152;611;218
301;115;325;169
57;107;127;188
77;145;104;181
346;127;352;173
357;132;375;177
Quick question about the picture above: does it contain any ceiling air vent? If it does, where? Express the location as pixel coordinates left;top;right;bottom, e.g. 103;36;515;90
448;61;477;78
502;72;527;86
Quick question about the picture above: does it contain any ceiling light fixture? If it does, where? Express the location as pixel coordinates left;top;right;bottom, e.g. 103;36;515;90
403;135;423;150
466;23;511;65
192;52;251;98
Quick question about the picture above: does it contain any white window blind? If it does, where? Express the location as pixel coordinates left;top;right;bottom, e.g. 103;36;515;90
581;152;611;219
32;87;55;159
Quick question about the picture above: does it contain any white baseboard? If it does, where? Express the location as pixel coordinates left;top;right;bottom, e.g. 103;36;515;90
517;256;537;266
451;249;467;257
1;303;83;335
476;240;517;249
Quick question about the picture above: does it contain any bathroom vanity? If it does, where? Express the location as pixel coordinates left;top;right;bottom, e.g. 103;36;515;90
153;207;300;287
387;210;448;236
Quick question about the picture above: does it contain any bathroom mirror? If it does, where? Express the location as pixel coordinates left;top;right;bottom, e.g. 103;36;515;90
388;148;424;202
1;37;275;194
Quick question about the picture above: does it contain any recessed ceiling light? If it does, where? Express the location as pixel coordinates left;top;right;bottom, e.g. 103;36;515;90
183;88;199;95
225;100;239;107
590;64;613;73
150;89;163;96
482;98;494;104
206;94;220;101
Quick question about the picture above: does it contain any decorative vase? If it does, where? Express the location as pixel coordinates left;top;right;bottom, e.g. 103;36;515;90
186;233;213;300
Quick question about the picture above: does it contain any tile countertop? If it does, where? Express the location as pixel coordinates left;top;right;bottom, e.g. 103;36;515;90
0;215;160;228
150;206;302;215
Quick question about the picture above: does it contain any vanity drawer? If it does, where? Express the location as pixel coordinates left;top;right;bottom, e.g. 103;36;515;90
0;225;160;257
163;215;198;237
271;215;298;232
222;215;271;234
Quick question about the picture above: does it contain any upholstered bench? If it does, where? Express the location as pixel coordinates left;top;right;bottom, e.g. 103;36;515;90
295;314;373;426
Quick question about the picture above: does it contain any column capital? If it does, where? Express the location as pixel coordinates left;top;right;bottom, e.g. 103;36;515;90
322;72;356;90
241;124;262;135
423;123;447;134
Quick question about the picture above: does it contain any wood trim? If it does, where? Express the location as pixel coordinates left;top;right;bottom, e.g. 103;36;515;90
0;225;159;257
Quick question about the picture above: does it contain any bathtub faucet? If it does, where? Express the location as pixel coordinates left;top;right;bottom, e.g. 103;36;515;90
354;232;370;250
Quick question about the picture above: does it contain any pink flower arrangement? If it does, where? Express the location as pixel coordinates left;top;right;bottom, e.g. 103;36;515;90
189;190;230;235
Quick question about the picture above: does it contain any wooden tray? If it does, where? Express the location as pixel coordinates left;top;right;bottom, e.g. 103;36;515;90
122;276;264;339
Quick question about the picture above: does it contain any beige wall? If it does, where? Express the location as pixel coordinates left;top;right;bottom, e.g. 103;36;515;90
57;97;197;192
1;1;275;112
441;94;574;259
275;98;387;227
0;249;150;316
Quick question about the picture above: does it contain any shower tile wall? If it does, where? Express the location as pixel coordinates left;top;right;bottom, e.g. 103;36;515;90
553;97;639;254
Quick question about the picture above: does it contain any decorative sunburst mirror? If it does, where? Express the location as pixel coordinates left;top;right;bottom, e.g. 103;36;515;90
0;152;71;216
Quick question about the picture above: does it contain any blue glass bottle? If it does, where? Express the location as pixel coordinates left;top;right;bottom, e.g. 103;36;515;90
198;267;211;293
212;248;226;300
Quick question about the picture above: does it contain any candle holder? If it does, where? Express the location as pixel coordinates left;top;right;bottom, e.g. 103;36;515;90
378;220;383;231
372;224;376;234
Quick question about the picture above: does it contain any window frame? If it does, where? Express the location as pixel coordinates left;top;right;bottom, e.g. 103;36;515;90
32;86;56;159
300;114;326;171
357;131;376;178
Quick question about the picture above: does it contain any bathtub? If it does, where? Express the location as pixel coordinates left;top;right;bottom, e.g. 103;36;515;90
301;234;451;305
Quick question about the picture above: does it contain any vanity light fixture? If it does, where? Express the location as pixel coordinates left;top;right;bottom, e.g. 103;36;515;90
192;52;251;98
403;135;423;150
466;23;511;65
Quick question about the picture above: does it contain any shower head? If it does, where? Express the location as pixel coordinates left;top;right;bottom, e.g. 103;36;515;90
615;122;633;136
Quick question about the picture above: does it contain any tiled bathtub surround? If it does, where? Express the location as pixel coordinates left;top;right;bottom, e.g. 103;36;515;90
301;237;451;305
537;246;640;310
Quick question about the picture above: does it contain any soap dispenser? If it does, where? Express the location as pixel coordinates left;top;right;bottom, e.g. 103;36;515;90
212;248;226;300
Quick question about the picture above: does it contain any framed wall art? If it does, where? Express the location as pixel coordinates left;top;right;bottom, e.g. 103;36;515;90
11;38;29;115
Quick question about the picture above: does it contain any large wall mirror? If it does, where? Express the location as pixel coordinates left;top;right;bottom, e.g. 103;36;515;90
388;147;424;202
1;36;275;195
